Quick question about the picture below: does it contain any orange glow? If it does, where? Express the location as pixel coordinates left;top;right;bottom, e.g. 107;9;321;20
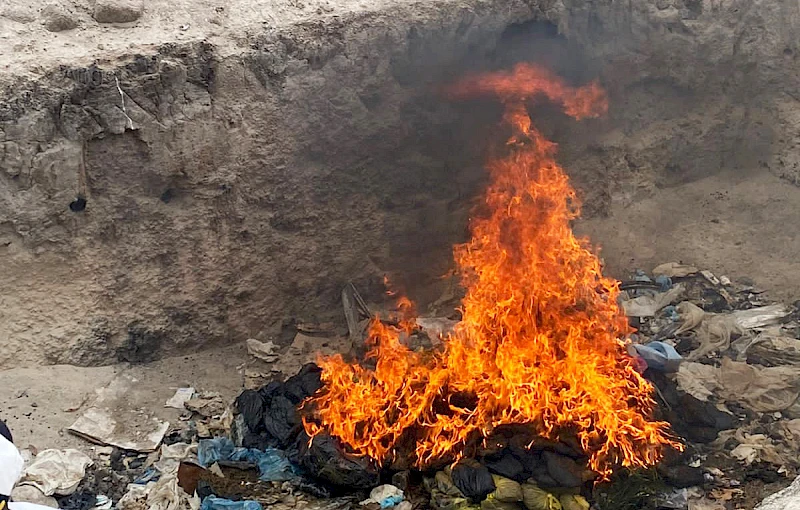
303;63;680;477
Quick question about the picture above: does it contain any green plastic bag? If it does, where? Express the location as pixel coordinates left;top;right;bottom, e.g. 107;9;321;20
521;483;562;510
481;493;523;510
558;495;589;510
490;475;523;503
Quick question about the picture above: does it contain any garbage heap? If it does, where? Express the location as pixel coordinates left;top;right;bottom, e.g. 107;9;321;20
215;262;800;510
45;263;800;510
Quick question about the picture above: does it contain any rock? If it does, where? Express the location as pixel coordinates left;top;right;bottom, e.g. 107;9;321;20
92;0;143;23
41;3;79;31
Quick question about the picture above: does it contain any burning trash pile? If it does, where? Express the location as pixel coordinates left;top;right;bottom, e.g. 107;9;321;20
294;64;681;506
20;64;800;510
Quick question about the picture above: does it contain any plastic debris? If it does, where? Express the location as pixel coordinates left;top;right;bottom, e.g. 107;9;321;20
675;301;705;335
521;483;560;510
480;495;520;510
452;460;496;501
754;473;800;509
133;467;161;485
653;262;698;278
687;314;743;361
360;485;404;508
484;455;525;482
21;449;93;496
718;358;800;412
676;362;720;401
427;470;473;510
198;437;295;482
166;388;196;409
655;275;673;291
732;304;791;329
622;285;684;317
300;433;378;489
677;358;800;412
153;442;196;476
1;434;24;502
747;333;800;365
558;495;588;510
700;270;721;286
655;489;689;509
94;495;112;510
488;476;523;503
200;496;262;510
632;341;682;372
118;474;199;510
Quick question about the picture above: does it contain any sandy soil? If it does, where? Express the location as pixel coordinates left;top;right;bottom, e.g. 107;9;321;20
0;0;400;74
0;344;249;450
578;169;800;303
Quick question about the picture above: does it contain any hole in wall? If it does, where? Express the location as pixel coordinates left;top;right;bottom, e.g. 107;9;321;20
69;197;87;212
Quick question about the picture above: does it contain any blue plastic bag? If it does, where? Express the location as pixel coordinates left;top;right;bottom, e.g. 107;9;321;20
200;496;262;510
633;341;682;372
198;437;236;466
198;438;296;482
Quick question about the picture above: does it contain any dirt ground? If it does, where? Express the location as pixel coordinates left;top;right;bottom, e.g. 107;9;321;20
577;169;800;304
0;344;249;450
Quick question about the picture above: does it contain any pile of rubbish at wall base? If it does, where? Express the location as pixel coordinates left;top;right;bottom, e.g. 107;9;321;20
12;267;800;510
615;263;800;509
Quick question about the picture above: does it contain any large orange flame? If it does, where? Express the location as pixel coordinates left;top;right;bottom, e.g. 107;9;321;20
303;63;680;477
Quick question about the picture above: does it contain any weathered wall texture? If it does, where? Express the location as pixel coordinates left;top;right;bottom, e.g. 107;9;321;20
1;0;799;366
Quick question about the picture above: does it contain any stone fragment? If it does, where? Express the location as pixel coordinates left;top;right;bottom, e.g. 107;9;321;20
41;4;79;32
92;0;144;23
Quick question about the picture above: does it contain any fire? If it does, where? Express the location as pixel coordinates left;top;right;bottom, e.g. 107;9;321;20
303;63;680;477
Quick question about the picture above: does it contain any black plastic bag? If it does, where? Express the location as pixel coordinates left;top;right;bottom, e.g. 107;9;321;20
263;394;301;447
542;451;583;488
56;491;96;510
235;389;265;433
299;433;379;489
484;452;526;482
451;460;496;502
283;363;323;404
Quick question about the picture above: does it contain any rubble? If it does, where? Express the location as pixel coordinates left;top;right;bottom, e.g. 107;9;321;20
616;263;800;508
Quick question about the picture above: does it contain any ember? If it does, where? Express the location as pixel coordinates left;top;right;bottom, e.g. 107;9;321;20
303;64;681;477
